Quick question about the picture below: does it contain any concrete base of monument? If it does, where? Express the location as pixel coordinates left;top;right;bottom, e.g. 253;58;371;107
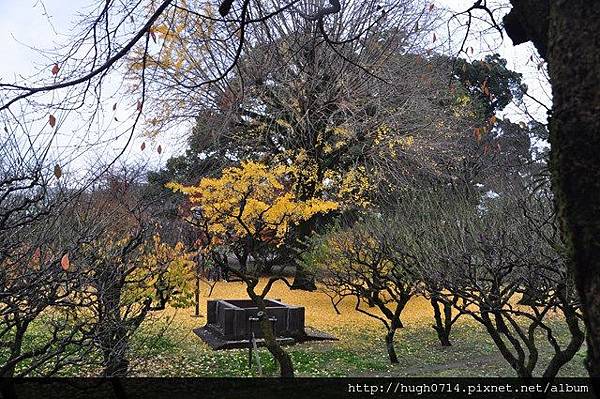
194;298;337;350
194;325;338;350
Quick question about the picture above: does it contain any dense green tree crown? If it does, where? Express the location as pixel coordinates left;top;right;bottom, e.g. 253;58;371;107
452;54;527;120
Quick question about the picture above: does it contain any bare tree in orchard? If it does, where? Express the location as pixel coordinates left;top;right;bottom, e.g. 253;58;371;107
70;167;196;377
419;186;584;378
305;217;418;363
0;126;97;377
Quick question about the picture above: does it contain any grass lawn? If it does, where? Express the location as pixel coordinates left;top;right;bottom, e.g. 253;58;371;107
118;279;588;378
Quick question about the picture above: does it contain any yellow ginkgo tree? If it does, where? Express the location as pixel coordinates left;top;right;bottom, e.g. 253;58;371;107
167;160;338;377
168;161;337;246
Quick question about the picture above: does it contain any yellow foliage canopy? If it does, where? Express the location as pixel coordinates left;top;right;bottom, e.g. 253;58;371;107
167;161;338;246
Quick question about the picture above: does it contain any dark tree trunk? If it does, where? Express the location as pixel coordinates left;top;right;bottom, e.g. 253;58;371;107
383;307;404;364
505;0;600;377
247;289;294;377
97;285;149;377
385;328;399;364
0;320;29;377
103;352;130;378
543;284;585;379
480;312;532;378
329;295;342;315
258;311;294;377
194;275;201;317
99;321;130;378
545;2;600;378
291;213;332;292
290;271;317;291
431;297;452;347
98;285;129;377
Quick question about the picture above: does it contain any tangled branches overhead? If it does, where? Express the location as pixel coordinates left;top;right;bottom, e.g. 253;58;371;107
0;0;357;114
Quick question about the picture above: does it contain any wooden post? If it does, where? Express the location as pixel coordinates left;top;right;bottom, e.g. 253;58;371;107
193;276;201;317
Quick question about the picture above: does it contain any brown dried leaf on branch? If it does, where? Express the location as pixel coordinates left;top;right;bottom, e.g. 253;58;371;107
61;253;70;271
54;164;62;179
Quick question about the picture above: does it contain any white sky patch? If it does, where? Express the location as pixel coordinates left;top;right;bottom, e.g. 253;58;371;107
477;189;500;213
484;190;500;199
323;177;334;188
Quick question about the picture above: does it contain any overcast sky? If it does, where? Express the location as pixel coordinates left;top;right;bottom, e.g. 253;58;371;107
0;0;175;178
0;0;550;177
